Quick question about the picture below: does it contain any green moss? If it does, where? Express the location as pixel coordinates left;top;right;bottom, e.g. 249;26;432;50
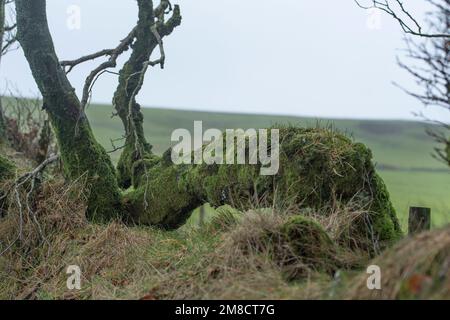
16;0;123;222
281;216;334;252
369;173;401;241
182;126;402;249
112;0;165;189
279;215;338;276
124;125;401;246
116;146;135;189
208;204;243;232
130;154;160;188
49;113;122;222
122;158;201;229
115;124;153;189
0;154;14;182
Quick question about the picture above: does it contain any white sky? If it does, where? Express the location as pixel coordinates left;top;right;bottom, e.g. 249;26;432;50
1;0;448;121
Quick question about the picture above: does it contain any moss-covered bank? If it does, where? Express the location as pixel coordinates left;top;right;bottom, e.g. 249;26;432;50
124;126;402;250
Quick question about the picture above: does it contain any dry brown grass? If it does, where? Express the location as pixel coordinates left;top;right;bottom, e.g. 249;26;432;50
0;177;153;299
311;202;379;268
215;211;316;280
0;160;447;300
147;223;332;300
345;226;450;299
0;178;87;253
0;204;336;300
212;207;372;283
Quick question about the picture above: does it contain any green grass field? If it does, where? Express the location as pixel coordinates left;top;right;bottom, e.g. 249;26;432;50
86;104;449;229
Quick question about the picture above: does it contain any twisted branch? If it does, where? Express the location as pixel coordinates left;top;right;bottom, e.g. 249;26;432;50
355;0;450;38
60;27;137;111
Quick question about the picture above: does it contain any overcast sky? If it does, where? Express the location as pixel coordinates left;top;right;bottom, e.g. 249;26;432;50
1;0;448;121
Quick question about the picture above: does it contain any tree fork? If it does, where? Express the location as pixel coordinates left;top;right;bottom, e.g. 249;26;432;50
114;1;181;188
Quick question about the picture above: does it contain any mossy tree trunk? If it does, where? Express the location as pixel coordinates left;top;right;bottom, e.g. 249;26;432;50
16;0;122;220
114;1;181;188
124;127;402;255
113;0;156;188
0;0;6;144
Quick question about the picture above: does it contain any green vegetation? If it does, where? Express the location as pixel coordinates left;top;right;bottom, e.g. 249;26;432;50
1;102;448;300
182;126;402;250
0;117;447;299
381;171;450;228
280;215;338;276
122;160;200;228
86;105;450;229
0;154;14;181
2;175;447;299
15;0;123;222
52;116;123;222
4;0;448;301
121;124;402;245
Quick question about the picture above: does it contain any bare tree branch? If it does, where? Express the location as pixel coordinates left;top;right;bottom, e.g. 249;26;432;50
396;0;450;165
356;0;450;38
60;26;138;111
60;49;117;74
1;0;17;57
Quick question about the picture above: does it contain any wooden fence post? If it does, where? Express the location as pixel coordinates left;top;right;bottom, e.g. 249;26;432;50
408;207;431;235
199;205;206;227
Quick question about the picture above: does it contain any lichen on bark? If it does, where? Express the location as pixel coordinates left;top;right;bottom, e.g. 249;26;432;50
113;1;181;188
15;0;122;220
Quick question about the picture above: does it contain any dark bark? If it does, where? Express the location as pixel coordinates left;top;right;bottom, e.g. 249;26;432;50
114;1;181;188
0;0;6;144
113;0;156;188
15;0;122;220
